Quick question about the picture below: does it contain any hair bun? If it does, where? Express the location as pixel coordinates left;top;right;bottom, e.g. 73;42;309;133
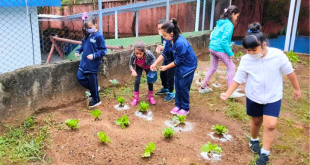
248;22;262;33
171;18;178;25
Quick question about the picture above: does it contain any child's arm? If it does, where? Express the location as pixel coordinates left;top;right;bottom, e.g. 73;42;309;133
129;53;137;76
160;43;186;71
159;61;175;71
220;81;240;100
280;53;301;100
221;24;234;57
151;41;170;71
221;58;247;100
150;55;164;71
160;42;187;71
173;44;185;66
286;72;301;100
156;45;164;54
92;35;107;59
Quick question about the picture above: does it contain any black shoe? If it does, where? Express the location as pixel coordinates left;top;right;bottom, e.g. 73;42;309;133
249;140;261;154
255;154;269;165
89;100;102;108
155;88;169;95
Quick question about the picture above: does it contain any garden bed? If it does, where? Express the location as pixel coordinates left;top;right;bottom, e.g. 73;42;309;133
1;48;309;165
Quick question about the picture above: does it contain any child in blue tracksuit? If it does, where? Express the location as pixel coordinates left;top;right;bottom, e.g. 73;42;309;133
75;13;107;108
155;19;175;102
151;18;197;115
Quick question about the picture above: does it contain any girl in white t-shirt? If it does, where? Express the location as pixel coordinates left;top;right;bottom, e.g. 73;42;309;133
220;22;301;165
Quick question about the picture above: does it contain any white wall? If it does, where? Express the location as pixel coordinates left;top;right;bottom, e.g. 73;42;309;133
0;7;41;74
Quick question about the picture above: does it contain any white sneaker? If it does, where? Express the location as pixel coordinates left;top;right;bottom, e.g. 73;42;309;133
229;91;245;98
199;87;213;93
212;83;221;88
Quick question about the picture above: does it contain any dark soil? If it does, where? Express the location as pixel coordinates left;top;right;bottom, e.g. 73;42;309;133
212;133;224;139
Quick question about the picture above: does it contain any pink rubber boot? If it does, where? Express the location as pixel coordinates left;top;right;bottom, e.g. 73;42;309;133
148;91;156;105
130;92;139;105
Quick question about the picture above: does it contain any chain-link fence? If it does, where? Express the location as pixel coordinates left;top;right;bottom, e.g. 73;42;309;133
0;0;230;74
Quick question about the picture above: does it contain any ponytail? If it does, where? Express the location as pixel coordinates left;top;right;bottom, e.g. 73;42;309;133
161;18;182;42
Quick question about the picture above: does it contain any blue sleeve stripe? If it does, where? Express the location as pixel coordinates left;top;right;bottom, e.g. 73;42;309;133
161;53;167;58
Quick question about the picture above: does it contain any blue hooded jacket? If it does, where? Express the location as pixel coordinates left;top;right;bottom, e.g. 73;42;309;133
76;31;107;73
209;19;234;57
162;35;197;78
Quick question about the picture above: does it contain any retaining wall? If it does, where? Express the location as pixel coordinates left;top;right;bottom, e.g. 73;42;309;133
0;34;210;133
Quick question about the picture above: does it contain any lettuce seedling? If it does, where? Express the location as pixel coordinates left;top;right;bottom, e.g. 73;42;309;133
201;141;222;154
212;124;228;134
110;79;118;85
97;131;111;143
172;115;186;126
65;119;79;129
91;109;102;120
235;51;243;58
115;115;130;129
138;102;149;112
162;127;175;138
142;142;156;157
117;97;125;107
287;50;299;65
109;79;118;98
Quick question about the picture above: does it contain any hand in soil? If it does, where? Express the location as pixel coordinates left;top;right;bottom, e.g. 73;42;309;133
220;93;229;100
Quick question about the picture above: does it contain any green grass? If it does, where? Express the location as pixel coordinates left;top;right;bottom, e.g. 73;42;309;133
198;72;205;78
226;99;249;121
0;114;64;164
0;125;49;164
273;122;310;164
117;86;132;96
99;87;114;98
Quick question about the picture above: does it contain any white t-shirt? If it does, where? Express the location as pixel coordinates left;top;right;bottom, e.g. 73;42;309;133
233;47;294;104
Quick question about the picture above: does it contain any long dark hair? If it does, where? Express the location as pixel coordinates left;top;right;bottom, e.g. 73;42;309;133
242;22;267;49
220;5;240;22
160;18;182;42
82;15;96;40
